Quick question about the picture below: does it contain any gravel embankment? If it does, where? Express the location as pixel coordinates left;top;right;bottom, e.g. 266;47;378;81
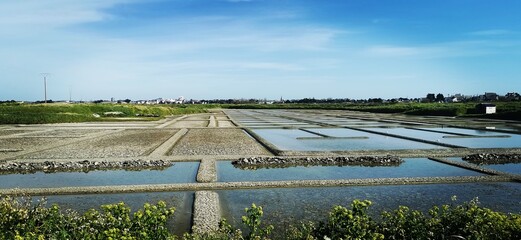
232;155;402;169
192;191;220;234
463;153;521;164
0;159;172;174
170;129;270;155
197;159;217;183
22;129;177;159
0;176;510;196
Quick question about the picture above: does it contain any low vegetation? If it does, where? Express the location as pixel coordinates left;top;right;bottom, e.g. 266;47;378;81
1;101;519;124
1;196;519;239
225;102;521;120
0;103;217;124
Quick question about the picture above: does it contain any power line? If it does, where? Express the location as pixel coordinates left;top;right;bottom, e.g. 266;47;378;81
40;73;51;103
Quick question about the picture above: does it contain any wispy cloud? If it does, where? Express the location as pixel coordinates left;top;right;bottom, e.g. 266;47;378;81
364;38;521;59
467;29;515;36
366;45;433;57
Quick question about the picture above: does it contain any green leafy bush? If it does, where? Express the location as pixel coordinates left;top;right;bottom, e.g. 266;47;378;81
1;196;519;240
313;200;383;240
0;196;176;240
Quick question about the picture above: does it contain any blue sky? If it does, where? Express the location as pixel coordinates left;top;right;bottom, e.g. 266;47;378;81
1;0;520;101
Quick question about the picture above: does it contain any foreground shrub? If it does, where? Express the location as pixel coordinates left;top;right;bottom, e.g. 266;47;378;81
314;200;383;240
1;195;519;239
0;196;175;240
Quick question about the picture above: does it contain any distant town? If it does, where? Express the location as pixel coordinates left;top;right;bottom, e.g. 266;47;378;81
1;92;520;105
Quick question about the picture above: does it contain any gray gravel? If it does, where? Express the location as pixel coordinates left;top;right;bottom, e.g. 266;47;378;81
197;159;217;183
0;159;172;174
463;153;521;164
192;191;220;234
0;175;511;196
232;155;402;169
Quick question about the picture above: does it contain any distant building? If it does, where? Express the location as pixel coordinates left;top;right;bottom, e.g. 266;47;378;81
445;94;465;103
445;96;458;103
476;103;496;114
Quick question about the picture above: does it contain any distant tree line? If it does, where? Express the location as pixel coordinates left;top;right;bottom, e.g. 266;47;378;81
0;100;18;104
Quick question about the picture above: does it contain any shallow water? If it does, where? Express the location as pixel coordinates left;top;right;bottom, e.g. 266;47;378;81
482;163;521;175
253;128;443;151
368;127;521;148
447;157;521;175
0;162;199;188
217;158;483;182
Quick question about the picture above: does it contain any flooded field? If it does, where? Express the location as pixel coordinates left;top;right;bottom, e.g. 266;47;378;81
253;128;444;151
219;182;521;231
0;162;198;188
217;158;483;182
1;109;520;234
448;157;521;175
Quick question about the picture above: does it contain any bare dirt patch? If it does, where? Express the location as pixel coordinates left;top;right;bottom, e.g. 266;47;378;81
0;137;69;151
184;115;210;121
23;129;103;138
169;129;270;155
217;120;235;127
0;130;34;136
23;129;178;159
169;121;209;128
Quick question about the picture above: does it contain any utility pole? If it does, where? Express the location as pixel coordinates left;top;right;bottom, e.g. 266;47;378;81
41;73;50;103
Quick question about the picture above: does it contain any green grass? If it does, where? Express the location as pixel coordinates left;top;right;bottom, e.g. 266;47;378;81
0;103;219;124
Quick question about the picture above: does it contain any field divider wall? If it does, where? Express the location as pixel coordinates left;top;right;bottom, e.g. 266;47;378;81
0;176;512;196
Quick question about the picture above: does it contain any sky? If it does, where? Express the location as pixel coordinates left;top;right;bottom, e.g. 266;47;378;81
1;0;520;101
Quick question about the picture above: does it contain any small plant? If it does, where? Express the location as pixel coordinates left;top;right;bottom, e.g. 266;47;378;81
242;203;274;240
1;195;520;239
